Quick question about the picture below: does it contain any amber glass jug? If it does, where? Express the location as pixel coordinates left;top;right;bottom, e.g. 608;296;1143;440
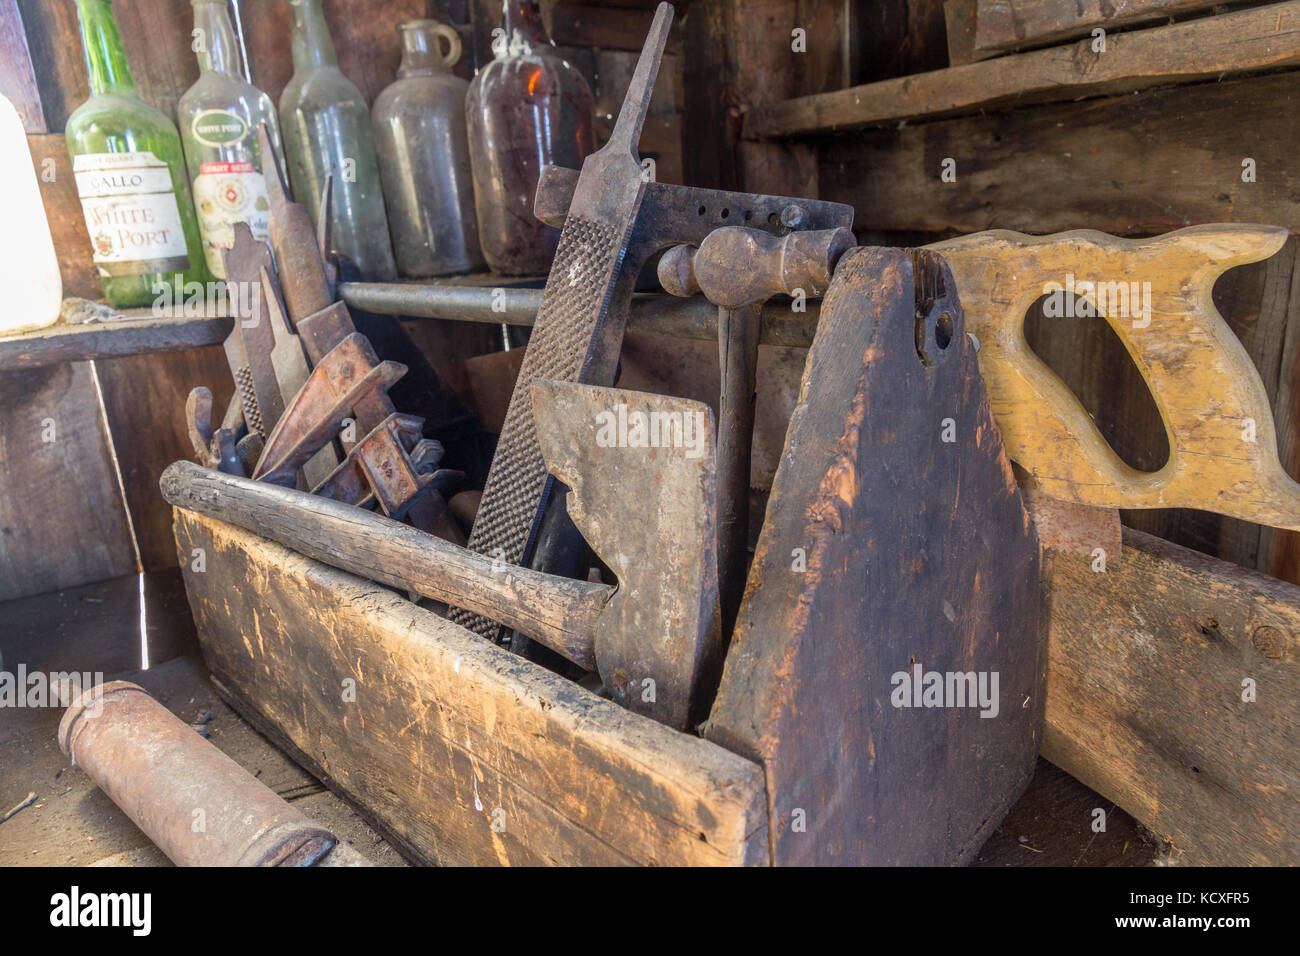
373;20;484;277
465;0;594;275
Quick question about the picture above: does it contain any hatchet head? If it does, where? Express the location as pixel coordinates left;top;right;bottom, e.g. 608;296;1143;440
530;380;721;730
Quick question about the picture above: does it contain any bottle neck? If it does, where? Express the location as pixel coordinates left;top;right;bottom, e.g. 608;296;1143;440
398;22;440;76
289;0;339;71
501;0;549;51
75;0;136;97
192;0;241;77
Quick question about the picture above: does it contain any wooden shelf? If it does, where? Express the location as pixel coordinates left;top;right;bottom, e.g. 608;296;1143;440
744;1;1300;137
0;303;231;371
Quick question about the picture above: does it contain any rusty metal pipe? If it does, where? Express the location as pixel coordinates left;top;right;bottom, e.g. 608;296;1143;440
58;681;357;867
337;283;822;349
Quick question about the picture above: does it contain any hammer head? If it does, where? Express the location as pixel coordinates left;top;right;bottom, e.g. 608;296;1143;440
530;380;721;730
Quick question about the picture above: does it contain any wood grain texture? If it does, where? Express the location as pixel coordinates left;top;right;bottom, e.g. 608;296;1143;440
29;134;99;301
0;0;45;132
95;347;234;572
818;70;1300;235
0;313;232;371
1043;527;1300;865
175;510;769;866
748;1;1300;137
931;226;1300;526
706;247;1045;865
0;363;136;602
946;0;1229;64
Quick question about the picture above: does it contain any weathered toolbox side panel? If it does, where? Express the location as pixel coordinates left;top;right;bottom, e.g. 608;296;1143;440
175;511;769;867
1044;528;1300;866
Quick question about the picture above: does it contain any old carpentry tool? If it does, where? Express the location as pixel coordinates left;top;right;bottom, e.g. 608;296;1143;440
59;681;368;866
161;378;719;729
450;1;676;640
185;386;245;475
658;226;856;630
456;1;855;642
930;224;1300;527
705;246;1044;865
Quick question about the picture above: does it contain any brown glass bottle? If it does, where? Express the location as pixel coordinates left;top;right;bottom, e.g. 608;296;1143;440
465;0;594;275
373;20;484;277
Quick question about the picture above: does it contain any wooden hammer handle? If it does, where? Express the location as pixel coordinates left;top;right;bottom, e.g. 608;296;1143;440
160;461;607;670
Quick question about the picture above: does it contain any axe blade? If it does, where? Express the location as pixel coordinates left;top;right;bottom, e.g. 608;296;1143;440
530;379;721;730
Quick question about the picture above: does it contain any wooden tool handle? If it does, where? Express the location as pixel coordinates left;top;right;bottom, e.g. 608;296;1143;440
160;461;607;669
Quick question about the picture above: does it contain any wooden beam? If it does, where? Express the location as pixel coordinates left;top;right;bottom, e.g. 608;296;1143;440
0;312;232;371
1043;527;1300;865
747;1;1300;137
818;70;1300;235
946;0;1230;65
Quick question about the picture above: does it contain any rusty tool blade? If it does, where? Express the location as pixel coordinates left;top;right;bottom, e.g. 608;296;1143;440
530;379;721;729
452;2;674;640
223;225;284;434
262;124;335;323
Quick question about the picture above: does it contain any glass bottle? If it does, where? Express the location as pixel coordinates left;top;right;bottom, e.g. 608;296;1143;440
279;0;396;280
465;0;595;275
66;0;209;308
373;20;484;277
0;95;61;335
177;0;285;281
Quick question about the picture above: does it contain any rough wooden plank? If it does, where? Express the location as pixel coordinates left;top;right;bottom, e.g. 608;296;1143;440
819;71;1300;235
1258;238;1300;585
0;363;136;602
706;247;1045;865
0;0;45;132
1043;527;1300;865
0;312;232;371
29;134;98;301
16;0;84;131
175;511;769;867
748;1;1300;137
947;0;1230;65
96;347;233;572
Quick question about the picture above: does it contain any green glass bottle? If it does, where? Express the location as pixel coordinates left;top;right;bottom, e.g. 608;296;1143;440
178;0;286;280
66;0;209;307
279;0;396;280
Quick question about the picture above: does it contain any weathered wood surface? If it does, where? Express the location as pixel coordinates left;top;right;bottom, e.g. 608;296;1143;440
1043;527;1300;865
0;363;136;602
94;347;234;572
931;225;1300;526
161;462;609;669
946;0;1229;64
748;2;1300;137
819;70;1300;235
0;311;231;371
175;510;769;866
28;134;99;301
706;247;1045;865
0;0;44;132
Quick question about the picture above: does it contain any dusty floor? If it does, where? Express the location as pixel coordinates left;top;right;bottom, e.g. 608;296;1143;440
0;569;1163;867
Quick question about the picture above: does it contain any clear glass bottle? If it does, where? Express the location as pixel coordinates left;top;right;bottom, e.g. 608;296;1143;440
177;0;285;281
66;0;209;307
373;19;484;277
465;0;595;275
279;0;396;280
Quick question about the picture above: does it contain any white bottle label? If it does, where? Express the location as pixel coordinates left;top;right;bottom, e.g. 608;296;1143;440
194;161;270;279
74;151;190;277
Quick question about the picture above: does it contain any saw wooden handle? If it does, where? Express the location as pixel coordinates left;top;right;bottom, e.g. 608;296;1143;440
160;461;607;669
931;223;1300;529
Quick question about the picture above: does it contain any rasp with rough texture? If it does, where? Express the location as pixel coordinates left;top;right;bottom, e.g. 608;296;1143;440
451;2;674;640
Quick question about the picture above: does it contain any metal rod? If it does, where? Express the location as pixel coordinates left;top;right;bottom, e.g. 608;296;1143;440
58;681;364;866
338;283;821;349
